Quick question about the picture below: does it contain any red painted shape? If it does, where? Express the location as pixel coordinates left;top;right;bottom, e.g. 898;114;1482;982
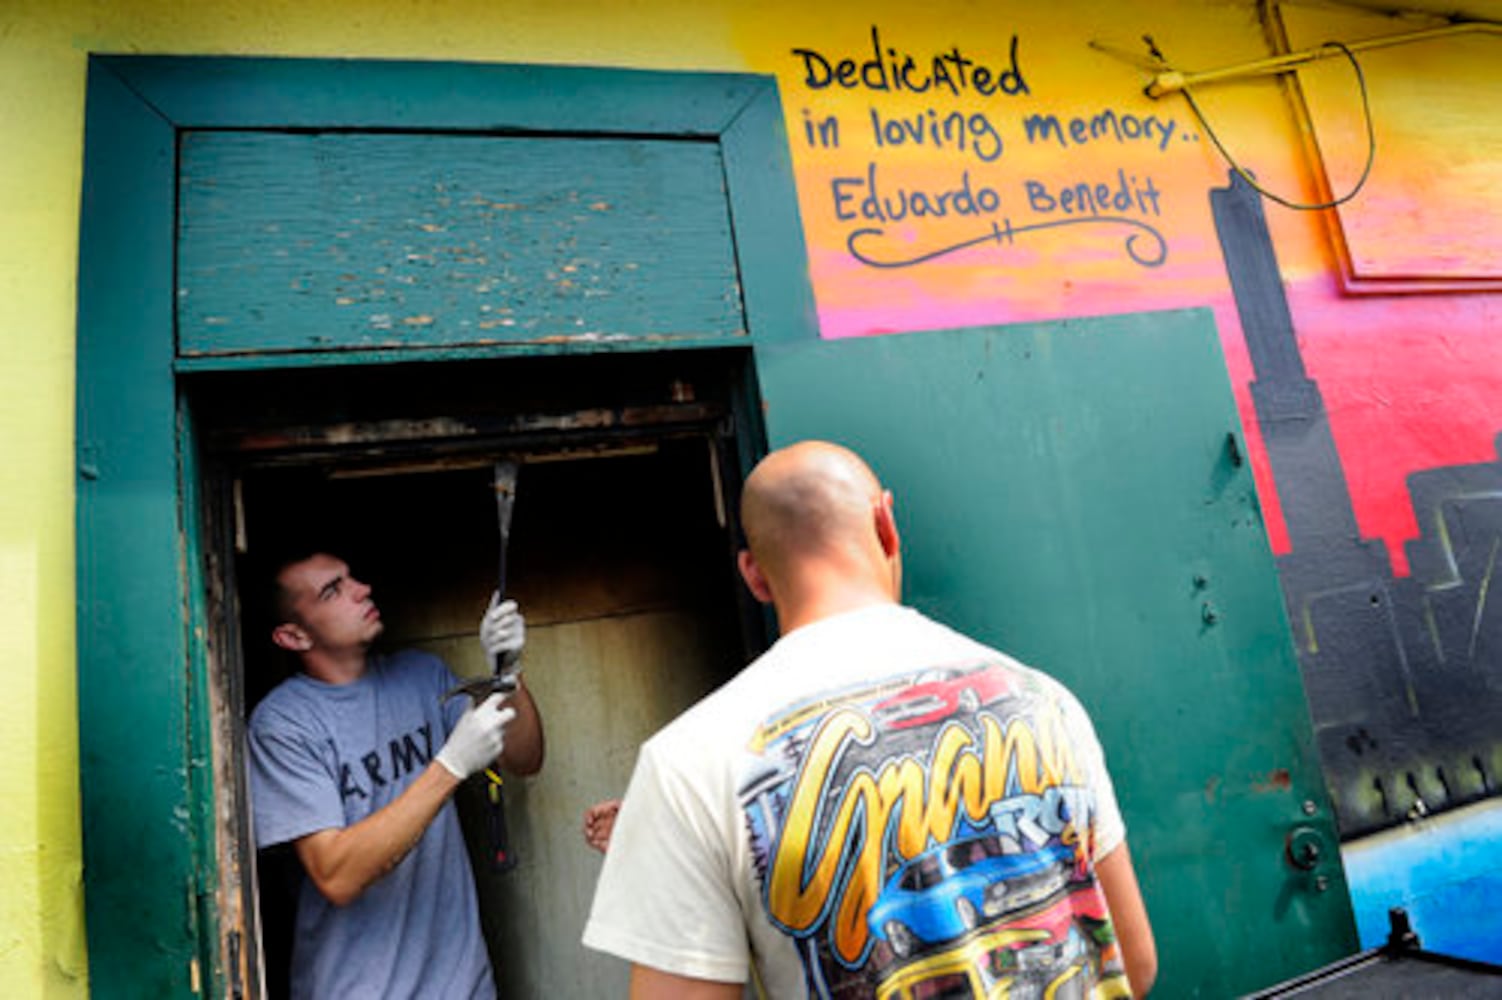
1285;283;1502;578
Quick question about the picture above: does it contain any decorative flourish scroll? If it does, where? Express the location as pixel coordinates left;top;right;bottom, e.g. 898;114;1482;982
847;215;1167;269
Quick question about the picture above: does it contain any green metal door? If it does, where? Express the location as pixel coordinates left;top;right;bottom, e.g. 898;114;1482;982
751;309;1358;996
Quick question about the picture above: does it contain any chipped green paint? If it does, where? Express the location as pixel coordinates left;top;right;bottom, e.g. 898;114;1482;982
178;133;746;355
76;59;201;999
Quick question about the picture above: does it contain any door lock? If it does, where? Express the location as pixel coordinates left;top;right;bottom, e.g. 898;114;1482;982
1285;826;1324;871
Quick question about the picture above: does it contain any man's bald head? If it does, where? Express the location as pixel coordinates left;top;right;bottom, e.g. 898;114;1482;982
740;441;893;589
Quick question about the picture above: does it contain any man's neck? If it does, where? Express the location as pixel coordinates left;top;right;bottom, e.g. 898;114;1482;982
775;587;897;636
302;647;371;685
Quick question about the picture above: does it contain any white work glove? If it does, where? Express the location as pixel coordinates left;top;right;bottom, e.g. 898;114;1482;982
480;593;526;678
435;693;516;779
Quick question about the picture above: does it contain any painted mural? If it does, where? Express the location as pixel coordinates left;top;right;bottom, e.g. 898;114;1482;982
769;11;1502;847
1212;169;1502;840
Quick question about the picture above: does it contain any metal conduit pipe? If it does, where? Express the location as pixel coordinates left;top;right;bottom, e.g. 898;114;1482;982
1146;21;1502;98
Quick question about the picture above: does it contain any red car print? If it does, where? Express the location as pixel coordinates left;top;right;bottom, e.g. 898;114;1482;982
873;666;1019;730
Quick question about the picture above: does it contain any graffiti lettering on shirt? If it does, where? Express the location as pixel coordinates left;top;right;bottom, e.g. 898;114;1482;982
764;705;1085;963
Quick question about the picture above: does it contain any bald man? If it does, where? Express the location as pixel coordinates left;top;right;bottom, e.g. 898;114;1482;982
584;441;1156;998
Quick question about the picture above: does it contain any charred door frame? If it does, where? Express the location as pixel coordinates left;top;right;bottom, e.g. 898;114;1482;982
199;354;765;999
75;55;814;998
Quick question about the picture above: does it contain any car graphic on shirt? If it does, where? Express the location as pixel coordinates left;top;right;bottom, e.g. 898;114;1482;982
985;885;1124;999
873;925;1052;1000
870;666;1018;730
875;883;1125;1000
867;836;1076;958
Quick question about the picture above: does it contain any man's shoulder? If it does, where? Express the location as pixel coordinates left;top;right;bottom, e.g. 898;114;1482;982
633;606;1087;765
643;672;752;754
636;609;970;753
248;650;452;723
373;647;460;687
381;645;450;670
248;674;315;730
901;610;1090;704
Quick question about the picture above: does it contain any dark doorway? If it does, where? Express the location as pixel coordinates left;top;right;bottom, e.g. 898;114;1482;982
192;350;765;997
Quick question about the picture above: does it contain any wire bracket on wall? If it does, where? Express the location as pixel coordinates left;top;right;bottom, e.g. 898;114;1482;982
1143;35;1376;212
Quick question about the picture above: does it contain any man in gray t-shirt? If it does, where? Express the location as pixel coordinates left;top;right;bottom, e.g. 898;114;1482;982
248;551;544;999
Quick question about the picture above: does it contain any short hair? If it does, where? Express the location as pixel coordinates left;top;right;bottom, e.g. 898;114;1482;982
247;544;326;628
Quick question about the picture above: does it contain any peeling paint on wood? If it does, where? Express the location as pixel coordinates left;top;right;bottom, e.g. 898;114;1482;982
176;133;746;356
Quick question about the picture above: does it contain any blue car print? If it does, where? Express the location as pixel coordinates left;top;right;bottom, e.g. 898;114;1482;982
868;837;1076;959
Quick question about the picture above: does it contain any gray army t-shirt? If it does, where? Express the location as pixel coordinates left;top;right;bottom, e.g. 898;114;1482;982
248;650;494;999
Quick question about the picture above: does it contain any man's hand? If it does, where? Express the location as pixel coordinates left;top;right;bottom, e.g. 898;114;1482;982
480;593;526;676
583;799;622;854
435;692;516;779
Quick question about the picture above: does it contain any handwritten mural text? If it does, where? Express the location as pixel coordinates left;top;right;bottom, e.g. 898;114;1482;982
1023;110;1179;152
793;27;1029;97
791;25;1190;274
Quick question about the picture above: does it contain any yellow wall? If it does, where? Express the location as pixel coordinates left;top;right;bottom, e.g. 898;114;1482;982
5;0;1500;993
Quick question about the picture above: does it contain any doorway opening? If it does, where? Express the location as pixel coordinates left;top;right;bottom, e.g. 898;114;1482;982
189;348;767;997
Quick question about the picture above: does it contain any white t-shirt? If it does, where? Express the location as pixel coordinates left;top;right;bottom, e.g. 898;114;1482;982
584;604;1130;998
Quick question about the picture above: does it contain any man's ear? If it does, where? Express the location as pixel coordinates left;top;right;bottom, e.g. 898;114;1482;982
874;489;901;558
737;549;774;604
272;622;312;653
875;489;903;599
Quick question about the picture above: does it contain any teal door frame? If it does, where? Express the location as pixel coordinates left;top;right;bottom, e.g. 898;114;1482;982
75;55;815;997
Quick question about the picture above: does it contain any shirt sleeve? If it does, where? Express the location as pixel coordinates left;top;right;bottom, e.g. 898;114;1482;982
1056;685;1127;862
582;737;750;984
246;702;347;849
